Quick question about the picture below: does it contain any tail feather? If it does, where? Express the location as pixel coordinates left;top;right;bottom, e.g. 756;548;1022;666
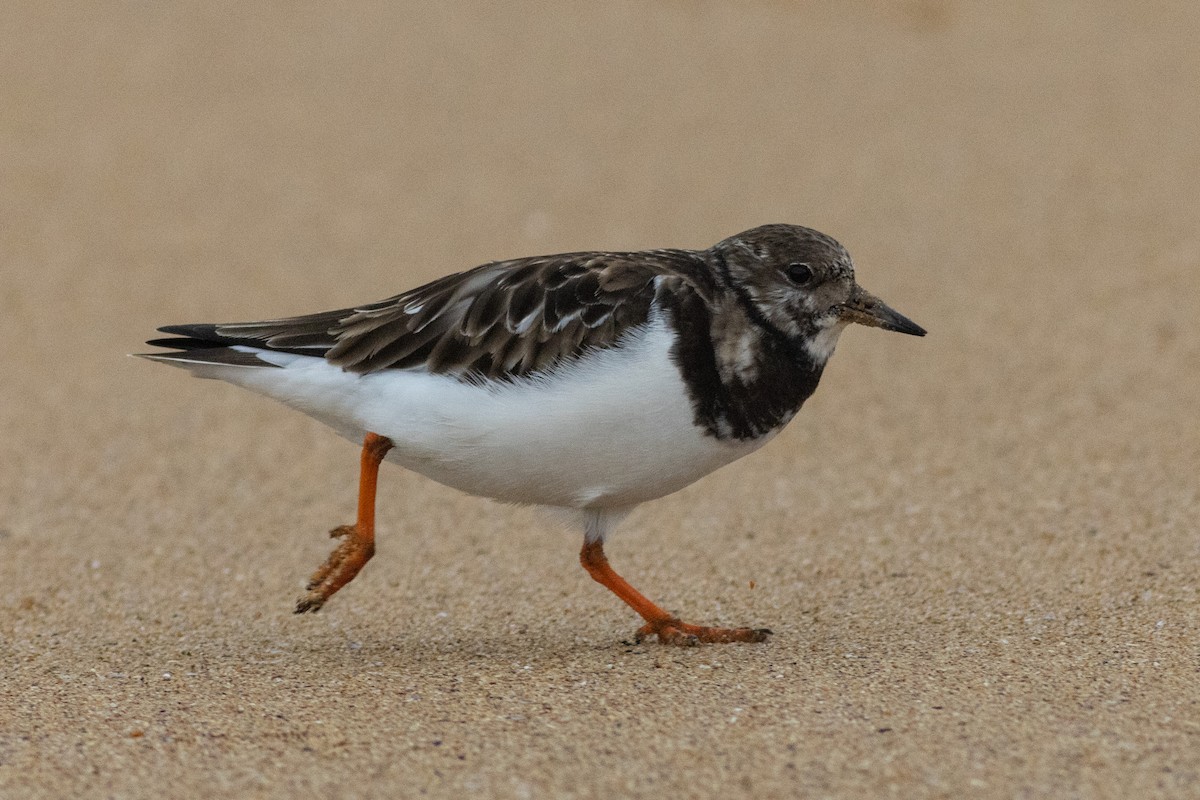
139;319;338;369
134;347;277;369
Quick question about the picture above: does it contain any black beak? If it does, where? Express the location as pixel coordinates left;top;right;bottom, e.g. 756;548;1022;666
838;285;927;336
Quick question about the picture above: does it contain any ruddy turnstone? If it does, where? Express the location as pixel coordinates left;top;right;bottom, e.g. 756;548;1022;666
141;224;925;645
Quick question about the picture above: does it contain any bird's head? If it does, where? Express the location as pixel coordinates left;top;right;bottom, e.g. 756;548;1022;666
710;224;926;364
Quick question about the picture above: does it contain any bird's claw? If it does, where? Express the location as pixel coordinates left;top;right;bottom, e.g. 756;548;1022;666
634;616;772;646
293;524;374;614
329;524;354;540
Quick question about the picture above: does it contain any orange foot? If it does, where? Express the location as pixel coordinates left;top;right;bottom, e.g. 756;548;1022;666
294;524;375;613
580;539;771;646
635;617;772;646
293;432;392;614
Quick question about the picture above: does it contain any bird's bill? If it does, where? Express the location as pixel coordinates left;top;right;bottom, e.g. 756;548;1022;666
837;286;927;336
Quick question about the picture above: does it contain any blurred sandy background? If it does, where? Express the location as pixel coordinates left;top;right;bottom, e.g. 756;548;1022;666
2;2;1198;798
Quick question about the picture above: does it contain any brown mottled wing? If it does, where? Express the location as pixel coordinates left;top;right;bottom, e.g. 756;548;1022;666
163;250;705;379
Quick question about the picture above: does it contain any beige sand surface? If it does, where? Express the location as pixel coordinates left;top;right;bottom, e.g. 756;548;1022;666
2;3;1199;798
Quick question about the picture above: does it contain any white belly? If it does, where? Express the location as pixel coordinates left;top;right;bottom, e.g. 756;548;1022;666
210;316;771;509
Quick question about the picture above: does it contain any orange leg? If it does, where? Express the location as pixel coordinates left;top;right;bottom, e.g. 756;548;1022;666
579;539;771;646
295;432;394;613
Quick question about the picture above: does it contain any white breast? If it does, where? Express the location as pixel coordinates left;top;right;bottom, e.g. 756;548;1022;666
206;314;771;510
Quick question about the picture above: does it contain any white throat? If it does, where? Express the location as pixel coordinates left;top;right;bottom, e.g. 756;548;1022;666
802;319;849;363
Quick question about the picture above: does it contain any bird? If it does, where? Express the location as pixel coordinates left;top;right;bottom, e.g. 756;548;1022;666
140;223;925;645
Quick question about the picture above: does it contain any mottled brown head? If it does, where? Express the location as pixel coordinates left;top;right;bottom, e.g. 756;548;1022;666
708;224;925;363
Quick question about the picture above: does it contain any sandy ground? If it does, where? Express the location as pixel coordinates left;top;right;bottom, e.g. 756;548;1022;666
2;2;1199;798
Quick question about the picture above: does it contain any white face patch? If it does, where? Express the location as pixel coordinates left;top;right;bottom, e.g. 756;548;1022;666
803;317;849;363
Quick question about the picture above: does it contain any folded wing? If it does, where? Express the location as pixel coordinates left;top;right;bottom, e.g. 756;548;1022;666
144;250;705;380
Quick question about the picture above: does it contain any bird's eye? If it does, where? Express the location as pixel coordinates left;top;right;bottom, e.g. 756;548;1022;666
784;263;814;286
